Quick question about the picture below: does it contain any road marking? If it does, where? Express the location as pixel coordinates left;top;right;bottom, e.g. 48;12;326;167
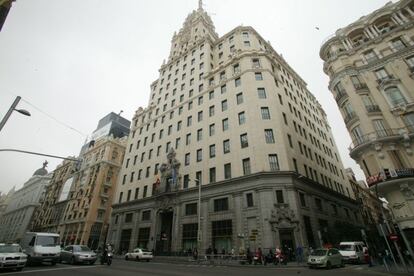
0;265;99;275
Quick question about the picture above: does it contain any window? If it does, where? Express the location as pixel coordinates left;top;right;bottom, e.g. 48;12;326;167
375;68;389;80
269;154;280;171
220;71;226;80
235;77;241;87
264;129;275;143
185;203;197;215
177;120;182;131
209;124;215;136
186;133;191;145
209;91;214;99
315;198;323;211
223;139;230;153
224;163;232;179
197;128;203;141
364;50;378;63
406;55;414;68
299;192;306;207
143;186;148;197
209;144;216;158
240;133;248;148
221;100;228;111
252;58;260;68
331;204;338;215
255;72;263;81
197;149;202;162
351;125;364;144
391;38;406;51
246;193;254;207
185;153;190;166
125;213;133;223
236;93;243;104
130;172;135;182
257;88;267;99
183;174;189;189
142;210;151;221
244;41;250;47
187;116;192;126
276;190;284;203
233;63;240;74
188;101;193;110
242;158;251;175
384;86;407;107
238;112;246;125
261;107;271;119
118;192;123;203
198;111;203;122
134;188;139;200
373;119;387;137
209;105;215;117
222;118;229;131
221;85;227;94
214;198;229;212
196;171;202;185
209;167;216;183
242;32;249;39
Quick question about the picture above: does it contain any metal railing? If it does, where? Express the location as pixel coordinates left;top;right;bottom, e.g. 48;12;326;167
354;83;368;90
366;105;381;113
344;112;358;124
350;125;414;150
335;91;348;103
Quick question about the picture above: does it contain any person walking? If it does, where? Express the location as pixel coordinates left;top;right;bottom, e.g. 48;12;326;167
296;245;303;264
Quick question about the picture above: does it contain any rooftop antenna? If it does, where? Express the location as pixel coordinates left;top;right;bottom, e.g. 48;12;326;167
118;110;124;116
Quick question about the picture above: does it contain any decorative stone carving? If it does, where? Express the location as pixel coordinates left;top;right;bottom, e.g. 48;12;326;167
269;204;299;231
155;194;178;212
157;148;181;194
400;183;414;200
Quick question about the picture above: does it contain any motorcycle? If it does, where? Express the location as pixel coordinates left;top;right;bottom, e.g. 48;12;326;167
100;251;113;266
274;251;287;265
253;253;263;265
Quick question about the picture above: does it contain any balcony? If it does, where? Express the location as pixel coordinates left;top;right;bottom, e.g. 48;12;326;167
376;75;395;85
344;112;358;125
349;125;414;156
335;91;348;104
365;105;381;114
100;193;109;199
354;83;368;92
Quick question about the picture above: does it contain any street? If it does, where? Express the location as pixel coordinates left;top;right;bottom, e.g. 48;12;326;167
0;259;398;276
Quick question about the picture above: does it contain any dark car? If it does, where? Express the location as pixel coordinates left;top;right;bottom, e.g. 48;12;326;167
60;245;97;265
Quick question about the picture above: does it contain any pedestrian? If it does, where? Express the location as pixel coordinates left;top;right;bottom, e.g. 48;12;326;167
213;247;218;259
296;244;303;264
246;247;252;264
192;248;198;260
206;245;212;260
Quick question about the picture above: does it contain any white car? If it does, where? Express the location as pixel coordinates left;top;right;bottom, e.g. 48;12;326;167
339;241;366;263
0;244;27;271
125;248;153;262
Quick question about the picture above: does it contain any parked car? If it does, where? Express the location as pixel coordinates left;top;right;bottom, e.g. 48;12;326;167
125;248;153;262
339;241;366;264
307;248;344;269
0;244;27;271
60;245;97;265
21;232;60;265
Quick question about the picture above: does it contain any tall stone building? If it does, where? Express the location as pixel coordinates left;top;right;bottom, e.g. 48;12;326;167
31;159;77;233
0;162;51;242
31;113;129;249
0;187;15;219
0;0;14;32
109;2;361;254
320;0;414;246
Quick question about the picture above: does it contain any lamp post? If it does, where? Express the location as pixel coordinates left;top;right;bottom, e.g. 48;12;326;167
195;178;201;259
0;96;31;132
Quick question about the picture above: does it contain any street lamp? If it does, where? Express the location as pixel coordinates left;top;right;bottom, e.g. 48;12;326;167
0;96;31;132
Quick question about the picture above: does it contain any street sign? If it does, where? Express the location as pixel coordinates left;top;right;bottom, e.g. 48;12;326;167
389;234;399;241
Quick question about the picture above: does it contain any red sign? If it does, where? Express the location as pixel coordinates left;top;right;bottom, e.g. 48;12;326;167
389;234;399;241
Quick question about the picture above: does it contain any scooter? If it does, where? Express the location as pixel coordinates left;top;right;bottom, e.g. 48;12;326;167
274;252;287;265
100;251;113;266
253;253;262;265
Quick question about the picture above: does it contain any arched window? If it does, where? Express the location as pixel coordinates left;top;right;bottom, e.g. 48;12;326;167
384;86;407;107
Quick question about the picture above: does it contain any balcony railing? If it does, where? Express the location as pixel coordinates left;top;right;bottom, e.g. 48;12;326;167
335;91;348;103
354;83;368;91
350;125;414;151
344;112;358;125
366;105;381;113
376;75;395;84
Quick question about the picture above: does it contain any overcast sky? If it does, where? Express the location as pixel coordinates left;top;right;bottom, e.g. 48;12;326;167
0;0;392;193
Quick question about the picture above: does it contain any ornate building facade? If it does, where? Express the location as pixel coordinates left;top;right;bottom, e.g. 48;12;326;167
320;0;414;246
0;162;51;242
109;2;361;254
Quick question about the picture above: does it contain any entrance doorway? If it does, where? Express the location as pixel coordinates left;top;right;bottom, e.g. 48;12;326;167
279;229;295;260
120;229;132;253
156;211;173;255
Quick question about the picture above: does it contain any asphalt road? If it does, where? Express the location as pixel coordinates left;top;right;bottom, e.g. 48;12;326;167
0;260;397;276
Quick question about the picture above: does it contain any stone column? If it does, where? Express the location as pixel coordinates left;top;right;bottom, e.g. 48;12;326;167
364;29;373;39
345;38;353;49
398;11;409;23
405;7;414;17
341;40;350;51
392;14;404;25
369;25;379;37
171;206;180;253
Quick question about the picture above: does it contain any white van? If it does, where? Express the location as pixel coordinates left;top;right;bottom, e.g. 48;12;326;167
339;241;366;263
21;232;60;265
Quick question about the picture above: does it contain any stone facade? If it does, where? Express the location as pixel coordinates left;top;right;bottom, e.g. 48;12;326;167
320;0;414;247
110;2;360;254
0;162;51;242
